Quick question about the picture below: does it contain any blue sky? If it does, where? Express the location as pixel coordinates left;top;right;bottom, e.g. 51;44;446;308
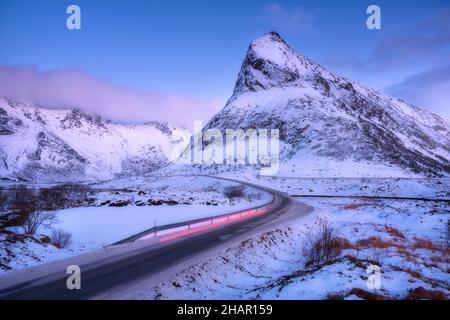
0;0;449;124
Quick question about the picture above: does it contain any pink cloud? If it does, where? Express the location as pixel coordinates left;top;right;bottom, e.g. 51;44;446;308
0;65;223;127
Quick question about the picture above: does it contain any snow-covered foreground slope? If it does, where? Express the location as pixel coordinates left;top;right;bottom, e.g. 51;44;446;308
0;98;180;182
135;197;449;300
168;32;450;178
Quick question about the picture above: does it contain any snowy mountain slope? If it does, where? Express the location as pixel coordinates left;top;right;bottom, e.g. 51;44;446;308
198;32;450;177
0;98;179;182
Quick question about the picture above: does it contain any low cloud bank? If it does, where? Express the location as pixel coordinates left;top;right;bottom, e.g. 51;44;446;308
0;65;222;127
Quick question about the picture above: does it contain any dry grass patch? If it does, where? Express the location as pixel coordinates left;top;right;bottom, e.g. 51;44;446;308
384;226;406;239
355;237;404;250
430;255;450;264
349;288;390;300
326;292;345;300
406;287;448;300
343;202;374;210
413;237;448;253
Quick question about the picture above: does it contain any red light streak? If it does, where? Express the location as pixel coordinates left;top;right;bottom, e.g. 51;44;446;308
160;207;267;242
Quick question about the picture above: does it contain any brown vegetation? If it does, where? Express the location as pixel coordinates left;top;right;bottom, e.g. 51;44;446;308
384;226;406;239
349;288;390;300
406;287;448;300
303;219;348;268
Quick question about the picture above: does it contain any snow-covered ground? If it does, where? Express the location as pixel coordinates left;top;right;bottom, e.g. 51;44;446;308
157;167;449;200
134;197;449;300
0;176;271;274
1;174;448;300
220;172;450;199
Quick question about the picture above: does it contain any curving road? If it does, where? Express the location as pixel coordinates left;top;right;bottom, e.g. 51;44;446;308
0;177;312;300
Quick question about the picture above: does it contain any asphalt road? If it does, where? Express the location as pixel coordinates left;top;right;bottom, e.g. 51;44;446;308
0;178;309;300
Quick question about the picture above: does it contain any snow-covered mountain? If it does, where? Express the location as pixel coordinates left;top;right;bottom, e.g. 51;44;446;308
2;32;449;182
0;98;180;182
198;32;450;177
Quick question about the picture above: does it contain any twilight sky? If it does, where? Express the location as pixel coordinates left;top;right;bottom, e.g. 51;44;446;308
0;0;449;126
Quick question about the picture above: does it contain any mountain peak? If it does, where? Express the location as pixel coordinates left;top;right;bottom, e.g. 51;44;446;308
232;32;319;97
251;31;286;46
248;31;296;65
